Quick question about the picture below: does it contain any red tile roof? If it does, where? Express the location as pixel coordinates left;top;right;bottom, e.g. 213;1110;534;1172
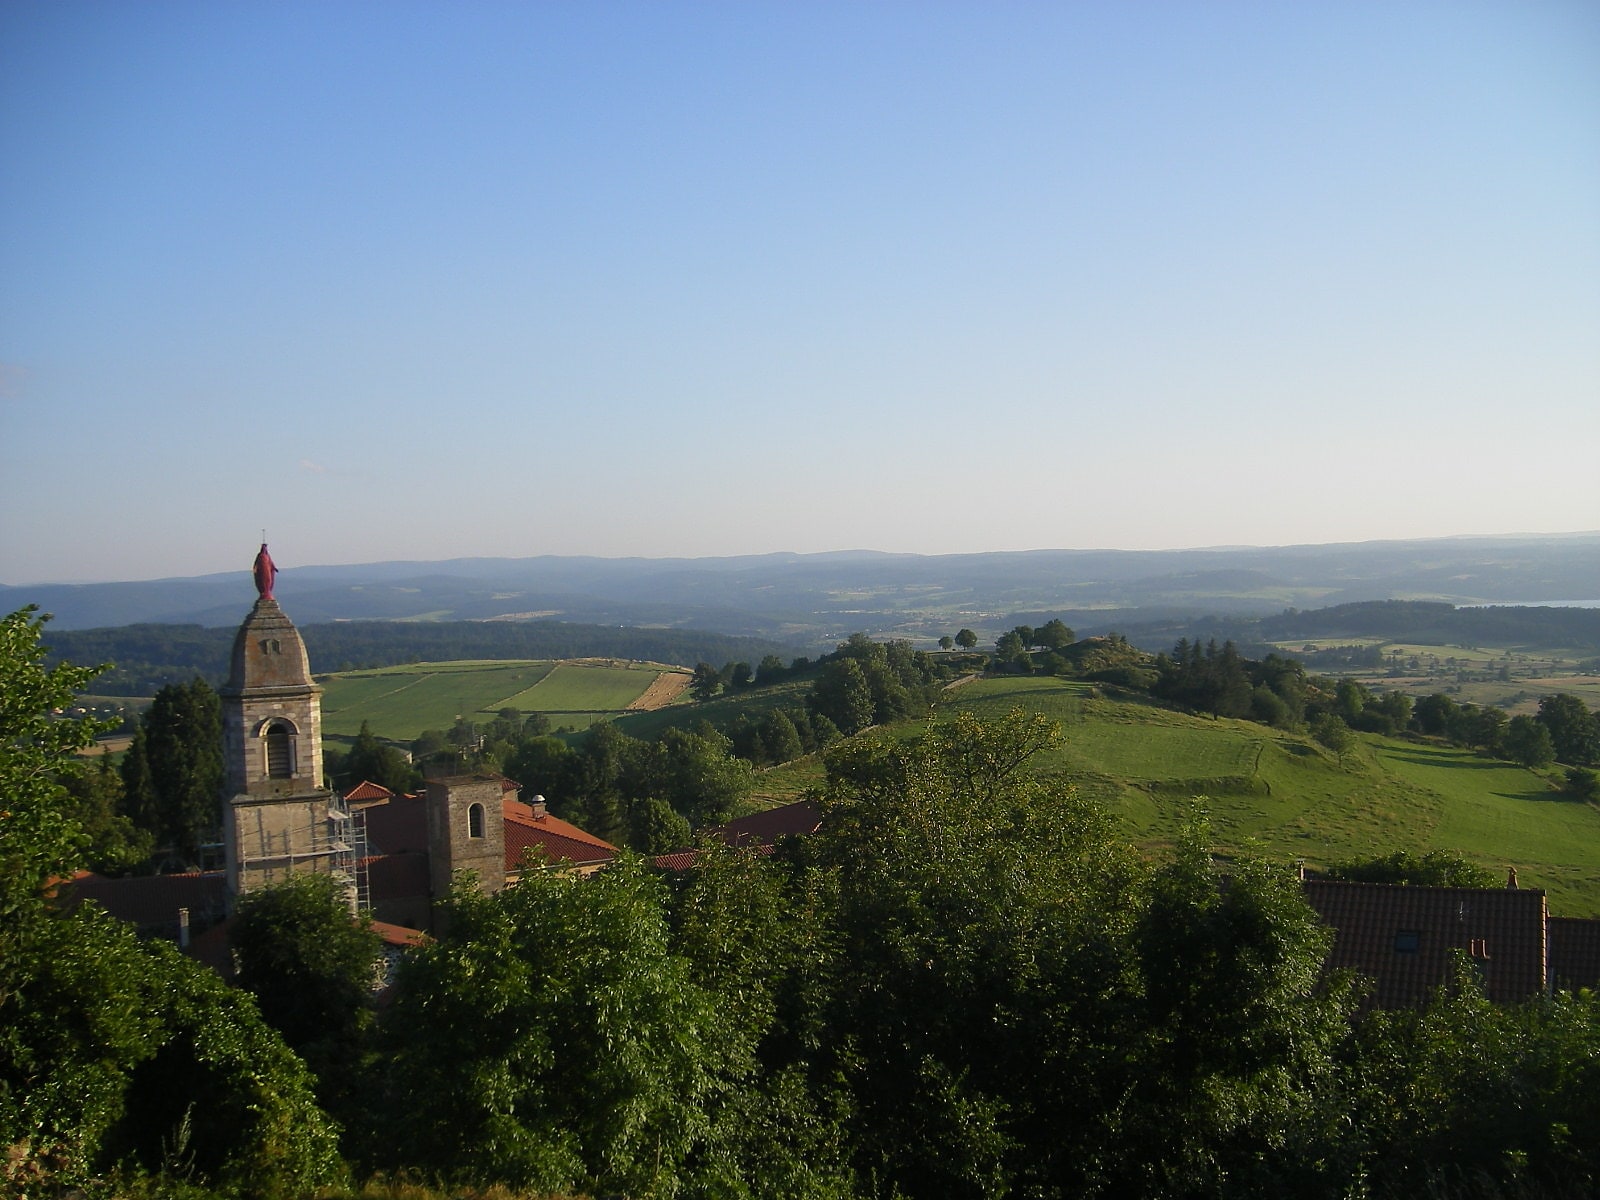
503;804;619;873
370;919;429;947
1302;879;1547;1008
1549;916;1600;993
650;799;820;872
342;779;396;805
717;799;822;847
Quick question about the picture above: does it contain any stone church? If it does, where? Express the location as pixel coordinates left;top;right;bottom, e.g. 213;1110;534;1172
69;543;617;946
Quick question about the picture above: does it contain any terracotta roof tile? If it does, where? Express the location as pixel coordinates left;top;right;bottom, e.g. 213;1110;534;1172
651;843;777;873
1302;879;1547;1008
1549;916;1600;993
503;806;619;873
369;919;430;947
342;779;396;804
716;799;822;847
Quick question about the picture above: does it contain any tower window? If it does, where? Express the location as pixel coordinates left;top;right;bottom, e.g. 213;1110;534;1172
468;802;486;839
265;722;294;778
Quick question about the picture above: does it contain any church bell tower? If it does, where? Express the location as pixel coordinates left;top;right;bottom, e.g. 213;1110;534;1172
221;544;353;899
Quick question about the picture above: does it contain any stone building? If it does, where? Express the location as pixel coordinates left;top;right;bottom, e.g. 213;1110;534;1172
220;543;360;900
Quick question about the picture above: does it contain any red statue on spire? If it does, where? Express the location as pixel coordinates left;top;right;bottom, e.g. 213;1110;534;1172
253;542;277;600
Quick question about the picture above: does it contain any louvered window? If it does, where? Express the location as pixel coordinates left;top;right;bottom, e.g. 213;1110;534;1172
266;724;293;778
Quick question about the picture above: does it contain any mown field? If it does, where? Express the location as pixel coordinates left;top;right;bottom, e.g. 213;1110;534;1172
319;659;680;739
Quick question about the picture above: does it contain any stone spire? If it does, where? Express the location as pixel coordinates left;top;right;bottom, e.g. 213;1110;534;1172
220;543;347;902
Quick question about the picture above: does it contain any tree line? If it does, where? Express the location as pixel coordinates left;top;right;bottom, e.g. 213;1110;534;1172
43;619;796;696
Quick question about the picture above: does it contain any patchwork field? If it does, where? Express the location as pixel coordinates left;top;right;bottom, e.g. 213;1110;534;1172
318;659;686;739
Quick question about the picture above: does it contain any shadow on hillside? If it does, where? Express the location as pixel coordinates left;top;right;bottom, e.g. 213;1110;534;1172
1493;787;1569;804
1384;749;1511;772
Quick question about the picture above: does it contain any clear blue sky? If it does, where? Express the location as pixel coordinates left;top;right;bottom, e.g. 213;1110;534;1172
3;1;1596;584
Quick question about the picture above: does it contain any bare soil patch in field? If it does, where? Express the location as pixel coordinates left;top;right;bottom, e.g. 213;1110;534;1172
628;670;692;711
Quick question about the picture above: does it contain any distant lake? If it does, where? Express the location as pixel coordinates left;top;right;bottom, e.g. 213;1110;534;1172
1461;600;1600;609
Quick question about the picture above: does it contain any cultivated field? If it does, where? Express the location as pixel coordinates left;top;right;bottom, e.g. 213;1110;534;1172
318;659;686;739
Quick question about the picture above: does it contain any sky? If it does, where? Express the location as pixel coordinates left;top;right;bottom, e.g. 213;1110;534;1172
2;1;1597;585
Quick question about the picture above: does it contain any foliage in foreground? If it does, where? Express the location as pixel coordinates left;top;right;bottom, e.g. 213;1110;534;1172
1;607;342;1199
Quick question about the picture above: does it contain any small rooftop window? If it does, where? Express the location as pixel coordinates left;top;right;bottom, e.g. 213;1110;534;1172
1394;931;1420;954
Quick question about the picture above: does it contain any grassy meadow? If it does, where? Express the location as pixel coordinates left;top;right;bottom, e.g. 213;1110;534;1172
749;675;1600;916
319;659;682;739
316;659;1600;914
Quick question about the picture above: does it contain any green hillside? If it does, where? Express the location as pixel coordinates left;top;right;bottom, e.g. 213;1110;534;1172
317;658;1600;914
745;675;1600;915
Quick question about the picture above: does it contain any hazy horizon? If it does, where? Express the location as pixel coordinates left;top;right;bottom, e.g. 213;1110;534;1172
6;527;1598;590
3;3;1596;584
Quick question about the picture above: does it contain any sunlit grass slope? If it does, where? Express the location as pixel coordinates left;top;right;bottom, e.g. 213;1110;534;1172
755;675;1600;916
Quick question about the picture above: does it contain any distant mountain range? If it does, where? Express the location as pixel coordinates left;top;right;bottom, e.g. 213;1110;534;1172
7;534;1598;644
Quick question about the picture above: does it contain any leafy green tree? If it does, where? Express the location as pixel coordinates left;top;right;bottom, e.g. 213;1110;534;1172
759;707;804;765
1311;713;1355;760
1348;961;1600;1191
117;725;159;842
336;720;421;794
954;628;978;649
1564;766;1600;803
231;873;381;1114
1536;693;1600;766
1035;618;1074;650
642;726;754;829
1503;714;1556;769
140;678;224;862
0;608;341;1196
938;635;954;651
664;840;856;1197
371;856;729;1194
690;661;723;701
807;710;1146;1196
1412;692;1459;736
757;653;789;683
1117;831;1353;1195
627;795;693;853
995;628;1027;658
809;657;875;736
57;754;151;874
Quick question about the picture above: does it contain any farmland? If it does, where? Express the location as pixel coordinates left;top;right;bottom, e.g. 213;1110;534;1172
319;658;687;740
315;656;1600;914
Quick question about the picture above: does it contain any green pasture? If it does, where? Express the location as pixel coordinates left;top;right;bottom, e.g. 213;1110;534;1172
319;661;556;739
508;662;659;714
317;658;689;739
925;676;1600;916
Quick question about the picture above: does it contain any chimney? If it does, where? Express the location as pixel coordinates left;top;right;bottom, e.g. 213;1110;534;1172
530;794;547;820
1507;867;1519;889
178;907;190;949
